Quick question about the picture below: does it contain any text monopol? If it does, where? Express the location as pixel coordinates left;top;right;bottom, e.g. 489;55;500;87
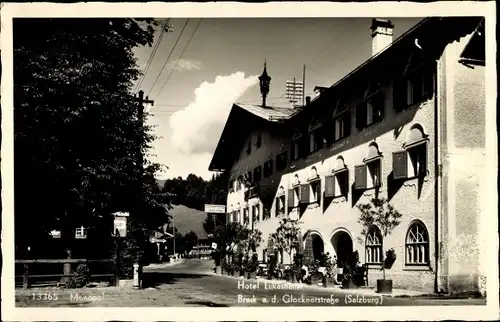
237;280;303;290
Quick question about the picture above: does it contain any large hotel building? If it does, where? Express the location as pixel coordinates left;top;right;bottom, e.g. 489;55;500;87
209;17;487;293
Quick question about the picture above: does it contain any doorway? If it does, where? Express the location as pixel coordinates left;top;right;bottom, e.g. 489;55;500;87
312;234;324;260
331;230;353;266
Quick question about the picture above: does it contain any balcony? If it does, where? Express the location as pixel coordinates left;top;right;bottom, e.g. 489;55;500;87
244;184;260;200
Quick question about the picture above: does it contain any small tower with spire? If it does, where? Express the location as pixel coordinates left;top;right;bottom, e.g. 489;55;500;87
258;59;271;108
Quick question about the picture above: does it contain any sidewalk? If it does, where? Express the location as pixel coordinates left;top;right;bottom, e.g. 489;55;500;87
208;271;434;298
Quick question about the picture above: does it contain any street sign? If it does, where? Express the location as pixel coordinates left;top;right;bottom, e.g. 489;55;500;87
112;211;130;217
114;216;127;237
204;204;226;213
75;226;87;239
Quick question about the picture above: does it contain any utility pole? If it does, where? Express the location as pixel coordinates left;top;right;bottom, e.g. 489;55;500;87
302;64;306;107
131;90;154;262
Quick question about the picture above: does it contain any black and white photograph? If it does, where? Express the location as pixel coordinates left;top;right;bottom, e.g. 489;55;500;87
1;2;498;321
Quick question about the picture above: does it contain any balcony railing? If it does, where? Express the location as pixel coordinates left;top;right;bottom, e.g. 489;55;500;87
244;184;260;200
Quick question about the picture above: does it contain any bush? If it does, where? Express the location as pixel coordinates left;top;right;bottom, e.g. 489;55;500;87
65;263;91;288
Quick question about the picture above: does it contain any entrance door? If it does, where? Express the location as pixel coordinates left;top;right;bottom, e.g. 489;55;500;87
312;235;325;260
331;231;353;266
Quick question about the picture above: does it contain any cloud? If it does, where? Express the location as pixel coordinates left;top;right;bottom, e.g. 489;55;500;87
170;72;259;155
168;59;203;72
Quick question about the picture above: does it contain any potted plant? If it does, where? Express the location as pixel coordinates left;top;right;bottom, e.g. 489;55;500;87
357;197;403;294
244;253;259;279
232;253;244;277
308;259;321;286
339;251;359;289
291;253;304;283
267;254;278;280
317;252;334;287
268;218;302;271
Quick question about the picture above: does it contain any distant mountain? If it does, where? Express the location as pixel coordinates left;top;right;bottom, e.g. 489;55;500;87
167;204;209;240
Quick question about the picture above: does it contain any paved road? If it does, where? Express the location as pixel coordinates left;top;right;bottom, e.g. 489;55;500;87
16;259;487;307
141;259;486;307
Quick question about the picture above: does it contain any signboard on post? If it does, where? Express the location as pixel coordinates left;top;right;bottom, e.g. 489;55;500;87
113;216;127;237
211;242;217;250
204;204;226;214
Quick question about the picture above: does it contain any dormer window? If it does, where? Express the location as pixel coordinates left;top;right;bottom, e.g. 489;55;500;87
333;102;351;142
256;133;262;148
276;151;288;172
395;51;435;110
246;140;252;155
253;166;262;183
264;159;274;178
309;115;324;153
291;128;305;161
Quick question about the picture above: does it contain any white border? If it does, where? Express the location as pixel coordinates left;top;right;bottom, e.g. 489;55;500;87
1;2;498;321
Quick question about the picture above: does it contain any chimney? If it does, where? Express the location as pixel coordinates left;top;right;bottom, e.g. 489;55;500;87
370;19;394;56
305;96;311;105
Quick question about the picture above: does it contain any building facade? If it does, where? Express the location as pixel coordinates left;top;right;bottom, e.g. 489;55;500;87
209;17;486;294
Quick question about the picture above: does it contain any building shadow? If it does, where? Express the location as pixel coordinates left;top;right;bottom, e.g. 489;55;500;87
387;171;404;201
141;272;206;288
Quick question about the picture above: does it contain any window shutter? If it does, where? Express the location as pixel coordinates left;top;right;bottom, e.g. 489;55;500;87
419;143;428;176
354;165;367;190
355;102;367;130
393;151;408;180
287;189;295;208
300;184;310;204
324;175;335;198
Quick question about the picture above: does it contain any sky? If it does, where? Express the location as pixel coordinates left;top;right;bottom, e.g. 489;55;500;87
132;17;422;181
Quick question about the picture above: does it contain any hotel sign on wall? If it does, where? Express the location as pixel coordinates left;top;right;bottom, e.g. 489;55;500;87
204;204;226;214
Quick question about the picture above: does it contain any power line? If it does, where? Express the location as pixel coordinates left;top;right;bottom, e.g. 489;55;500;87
133;27;167;94
147;18;190;97
156;18;203;98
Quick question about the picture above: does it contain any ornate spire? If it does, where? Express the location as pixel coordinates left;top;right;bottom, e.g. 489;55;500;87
259;59;271;108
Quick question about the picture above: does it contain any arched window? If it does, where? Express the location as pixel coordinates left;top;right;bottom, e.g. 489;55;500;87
405;221;429;265
365;226;383;264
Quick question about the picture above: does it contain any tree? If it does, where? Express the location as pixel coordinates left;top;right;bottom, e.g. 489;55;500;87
240;229;263;257
211;222;247;264
357;197;403;280
269;218;302;265
13;18;172;261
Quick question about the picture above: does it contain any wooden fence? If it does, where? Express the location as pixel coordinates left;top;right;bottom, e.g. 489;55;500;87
15;258;118;289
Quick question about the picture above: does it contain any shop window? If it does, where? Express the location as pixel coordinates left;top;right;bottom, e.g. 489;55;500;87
405;221;430;265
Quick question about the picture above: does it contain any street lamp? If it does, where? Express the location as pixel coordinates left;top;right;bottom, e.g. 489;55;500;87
259;60;271;108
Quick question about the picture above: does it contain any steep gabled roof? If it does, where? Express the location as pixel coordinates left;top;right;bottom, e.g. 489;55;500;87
209;104;298;172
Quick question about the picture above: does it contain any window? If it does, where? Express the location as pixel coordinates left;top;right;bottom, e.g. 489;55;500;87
246;140;252;155
256;133;262;148
309;128;324;153
263;207;271;220
253;166;262;182
366;226;383;264
243;208;250;225
393;127;428;180
275;195;286;216
309;180;321;203
357;84;384;129
252;204;260;223
237;209;241;223
236;176;243;191
232;211;238;223
406;69;433;106
405;222;429;265
326;170;349;198
276;151;288;172
299;184;310;204
293;186;300;207
264;160;273;178
367;159;381;188
334;111;351;141
402;53;435;108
